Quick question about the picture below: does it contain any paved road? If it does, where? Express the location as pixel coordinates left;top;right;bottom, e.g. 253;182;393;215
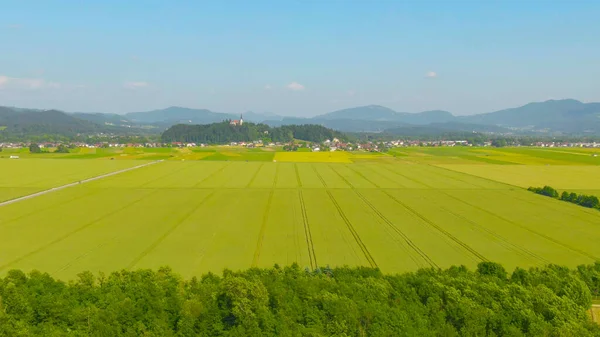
0;160;162;207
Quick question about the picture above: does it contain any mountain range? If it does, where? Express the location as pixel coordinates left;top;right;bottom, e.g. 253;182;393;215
1;99;600;138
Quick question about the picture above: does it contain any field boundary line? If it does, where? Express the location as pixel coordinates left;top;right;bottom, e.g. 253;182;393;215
246;163;264;188
0;189;160;272
326;190;378;268
353;189;437;268
252;189;275;266
0;160;162;208
298;190;317;269
126;190;218;270
294;163;302;187
439;190;600;261
382;190;488;263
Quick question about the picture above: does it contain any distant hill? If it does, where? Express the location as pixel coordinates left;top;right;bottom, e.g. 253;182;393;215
315;105;452;124
315;100;600;134
0;107;103;136
2;98;600;139
316;105;399;121
126;106;235;124
124;107;280;125
458;99;600;133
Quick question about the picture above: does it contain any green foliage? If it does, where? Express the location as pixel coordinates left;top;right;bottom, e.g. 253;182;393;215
530;186;600;210
28;143;42;154
53;144;70;153
0;264;599;336
491;139;508;147
161;122;347;144
528;185;559;198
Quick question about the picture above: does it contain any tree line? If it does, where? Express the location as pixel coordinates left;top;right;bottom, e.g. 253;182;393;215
1;262;599;336
528;185;600;209
161;122;348;144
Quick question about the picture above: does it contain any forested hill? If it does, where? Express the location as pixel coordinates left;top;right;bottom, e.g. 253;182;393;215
161;121;347;143
0;262;599;336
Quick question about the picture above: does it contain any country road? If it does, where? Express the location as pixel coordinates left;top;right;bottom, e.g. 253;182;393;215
0;160;162;207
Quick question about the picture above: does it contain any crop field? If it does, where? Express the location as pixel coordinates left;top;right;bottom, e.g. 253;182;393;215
438;165;600;189
0;159;146;202
1;155;600;280
390;146;600;165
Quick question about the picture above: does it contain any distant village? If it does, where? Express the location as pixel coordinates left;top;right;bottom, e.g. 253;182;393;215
1;139;600;152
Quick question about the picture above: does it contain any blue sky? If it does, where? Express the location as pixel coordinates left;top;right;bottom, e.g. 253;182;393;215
1;0;599;116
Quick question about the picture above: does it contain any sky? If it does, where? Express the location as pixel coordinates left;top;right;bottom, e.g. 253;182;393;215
1;0;599;116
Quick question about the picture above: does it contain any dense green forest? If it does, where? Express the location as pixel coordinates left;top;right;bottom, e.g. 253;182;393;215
161;122;348;144
1;262;599;336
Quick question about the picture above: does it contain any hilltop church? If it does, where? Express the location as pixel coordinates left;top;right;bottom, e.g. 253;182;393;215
229;114;243;126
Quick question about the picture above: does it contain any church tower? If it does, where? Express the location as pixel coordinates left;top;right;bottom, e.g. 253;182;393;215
239;114;243;125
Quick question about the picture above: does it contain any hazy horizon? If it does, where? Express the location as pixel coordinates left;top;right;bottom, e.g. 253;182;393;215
1;1;599;116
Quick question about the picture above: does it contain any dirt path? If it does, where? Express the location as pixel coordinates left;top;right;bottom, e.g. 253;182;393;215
0;160;162;207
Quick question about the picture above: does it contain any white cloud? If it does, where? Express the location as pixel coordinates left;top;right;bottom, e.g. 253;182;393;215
0;75;60;90
425;71;437;78
123;81;149;89
264;84;272;90
286;82;305;91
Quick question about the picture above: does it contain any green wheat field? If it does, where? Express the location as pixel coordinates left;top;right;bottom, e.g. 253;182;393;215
1;146;599;279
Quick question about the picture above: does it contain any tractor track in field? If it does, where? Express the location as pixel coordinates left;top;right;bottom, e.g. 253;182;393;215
246;163;264;188
298;190;317;269
52;235;119;276
0;187;103;228
0;189;161;272
252;189;275;267
126;190;217;270
438;190;600;261
382;190;488;263
326;190;378;268
192;163;231;188
353;189;437;268
312;165;328;188
496;190;600;224
274;163;280;188
435;203;549;265
351;163;409;188
329;165;437;268
0;160;162;208
137;161;193;187
430;164;523;190
314;166;377;266
417;165;490;189
294;164;302;187
345;165;381;188
379;164;432;188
